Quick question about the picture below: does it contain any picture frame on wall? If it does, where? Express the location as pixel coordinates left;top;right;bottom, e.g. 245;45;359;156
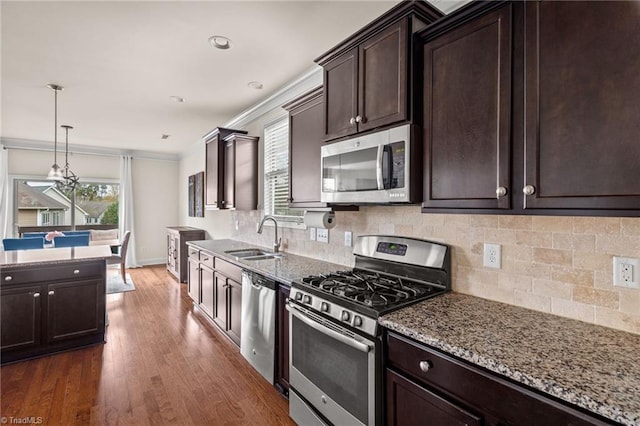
188;172;205;218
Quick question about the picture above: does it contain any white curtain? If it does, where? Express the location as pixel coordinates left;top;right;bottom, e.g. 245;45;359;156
119;155;139;267
0;146;10;239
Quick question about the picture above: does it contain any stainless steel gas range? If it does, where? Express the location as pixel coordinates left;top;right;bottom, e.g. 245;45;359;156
287;235;451;426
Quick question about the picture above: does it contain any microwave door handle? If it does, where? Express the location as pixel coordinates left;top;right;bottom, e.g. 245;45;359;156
383;145;393;189
286;303;371;353
376;145;384;190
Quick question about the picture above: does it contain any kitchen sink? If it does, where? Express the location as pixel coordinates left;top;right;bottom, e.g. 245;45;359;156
225;248;283;261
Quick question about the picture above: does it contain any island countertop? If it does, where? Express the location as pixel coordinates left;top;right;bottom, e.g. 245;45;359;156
0;245;112;269
380;292;640;426
186;239;348;285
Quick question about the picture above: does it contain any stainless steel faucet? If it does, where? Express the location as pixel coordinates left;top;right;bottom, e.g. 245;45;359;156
257;215;281;253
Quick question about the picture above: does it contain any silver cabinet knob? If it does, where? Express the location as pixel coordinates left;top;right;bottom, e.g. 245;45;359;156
33;292;40;298
355;115;363;123
523;185;536;196
419;360;432;373
349;117;356;125
48;290;55;296
321;395;327;404
4;276;12;281
496;186;508;198
73;269;80;274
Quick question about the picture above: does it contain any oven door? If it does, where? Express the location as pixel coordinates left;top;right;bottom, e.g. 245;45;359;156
288;302;377;426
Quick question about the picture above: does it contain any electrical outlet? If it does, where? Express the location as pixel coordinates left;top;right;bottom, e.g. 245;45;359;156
317;228;329;244
235;220;239;231
483;243;501;269
309;227;316;241
344;231;352;247
613;256;640;288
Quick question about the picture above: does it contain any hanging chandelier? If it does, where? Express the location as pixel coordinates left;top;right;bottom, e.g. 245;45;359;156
57;124;79;190
46;84;64;181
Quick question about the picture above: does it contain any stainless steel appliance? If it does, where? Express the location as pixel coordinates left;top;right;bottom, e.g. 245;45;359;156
320;124;420;204
240;270;276;383
288;235;451;426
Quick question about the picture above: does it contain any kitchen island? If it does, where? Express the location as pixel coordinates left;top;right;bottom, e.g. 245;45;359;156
381;292;640;425
0;245;112;364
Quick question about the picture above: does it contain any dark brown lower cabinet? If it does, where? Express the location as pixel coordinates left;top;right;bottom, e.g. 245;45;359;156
385;331;614;426
275;284;290;395
211;260;242;347
212;272;228;331
226;278;242;346
1;260;106;364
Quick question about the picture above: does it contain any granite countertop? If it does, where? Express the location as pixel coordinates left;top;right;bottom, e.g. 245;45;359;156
0;245;113;269
380;292;640;425
186;239;347;285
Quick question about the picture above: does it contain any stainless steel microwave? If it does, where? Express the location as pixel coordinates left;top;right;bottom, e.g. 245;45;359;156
320;124;418;204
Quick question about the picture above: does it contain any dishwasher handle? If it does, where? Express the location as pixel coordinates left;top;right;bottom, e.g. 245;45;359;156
242;270;277;291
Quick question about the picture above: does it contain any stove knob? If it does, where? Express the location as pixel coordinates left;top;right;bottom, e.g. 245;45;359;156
303;295;312;304
295;292;303;301
321;302;329;312
341;310;351;322
353;315;363;327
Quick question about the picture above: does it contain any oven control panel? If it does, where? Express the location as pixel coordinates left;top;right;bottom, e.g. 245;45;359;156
290;287;378;337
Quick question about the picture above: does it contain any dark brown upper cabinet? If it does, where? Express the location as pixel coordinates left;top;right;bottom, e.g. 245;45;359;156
419;0;640;216
204;127;247;210
522;1;640;211
422;4;512;210
315;1;442;142
221;134;259;211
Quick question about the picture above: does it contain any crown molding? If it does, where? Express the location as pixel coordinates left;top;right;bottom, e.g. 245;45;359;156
0;137;179;162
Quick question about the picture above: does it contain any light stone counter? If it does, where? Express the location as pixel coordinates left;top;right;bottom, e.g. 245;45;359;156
380;292;640;425
0;245;112;269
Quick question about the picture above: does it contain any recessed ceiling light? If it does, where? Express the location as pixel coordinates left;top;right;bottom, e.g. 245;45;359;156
248;81;263;90
208;35;231;50
161;134;170;140
170;96;185;103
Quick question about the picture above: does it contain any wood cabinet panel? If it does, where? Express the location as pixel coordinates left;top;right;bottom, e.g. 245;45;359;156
422;5;512;209
0;285;41;352
523;1;640;210
275;284;290;395
323;48;359;140
203;127;247;209
199;264;214;318
213;272;227;331
47;280;102;343
227;278;242;347
167;227;205;283
187;257;200;303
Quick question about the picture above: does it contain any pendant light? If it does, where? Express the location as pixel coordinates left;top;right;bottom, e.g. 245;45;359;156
46;84;64;181
58;124;79;190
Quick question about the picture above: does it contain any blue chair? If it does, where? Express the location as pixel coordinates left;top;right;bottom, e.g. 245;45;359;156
64;231;91;237
22;232;47;239
53;235;90;247
3;237;45;251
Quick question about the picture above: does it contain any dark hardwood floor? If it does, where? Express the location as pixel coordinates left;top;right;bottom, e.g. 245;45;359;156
0;265;294;426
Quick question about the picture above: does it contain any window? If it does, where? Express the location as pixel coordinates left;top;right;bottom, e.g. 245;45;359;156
263;118;303;224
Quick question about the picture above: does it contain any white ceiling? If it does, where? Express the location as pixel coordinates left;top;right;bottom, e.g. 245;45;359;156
1;0;467;157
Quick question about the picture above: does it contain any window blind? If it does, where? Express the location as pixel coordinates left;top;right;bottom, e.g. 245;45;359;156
263;118;303;223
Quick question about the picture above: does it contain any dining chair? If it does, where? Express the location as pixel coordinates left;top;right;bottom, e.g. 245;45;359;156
22;232;47;239
3;237;45;251
53;235;90;247
107;231;131;283
64;231;91;237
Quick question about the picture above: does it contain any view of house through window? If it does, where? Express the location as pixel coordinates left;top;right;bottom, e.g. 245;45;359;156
15;180;119;232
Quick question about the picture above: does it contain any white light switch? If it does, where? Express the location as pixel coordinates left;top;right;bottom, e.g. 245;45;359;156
344;231;352;247
317;229;329;244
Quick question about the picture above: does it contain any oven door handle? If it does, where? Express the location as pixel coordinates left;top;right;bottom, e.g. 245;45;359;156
287;303;372;354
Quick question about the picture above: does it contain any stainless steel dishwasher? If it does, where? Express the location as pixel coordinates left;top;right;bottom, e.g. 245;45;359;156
240;270;277;384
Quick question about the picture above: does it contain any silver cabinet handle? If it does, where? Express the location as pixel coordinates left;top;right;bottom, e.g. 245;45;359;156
202;257;209;261
419;360;432;373
523;185;536;196
33;292;40;298
4;276;12;281
355;115;363;123
48;290;55;296
349;117;356;125
496;186;508;198
73;269;80;274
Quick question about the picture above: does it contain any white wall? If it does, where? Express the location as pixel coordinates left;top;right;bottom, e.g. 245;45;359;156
7;148;179;265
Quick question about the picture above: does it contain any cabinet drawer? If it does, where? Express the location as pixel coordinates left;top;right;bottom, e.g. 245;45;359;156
386;332;611;426
188;246;199;260
214;257;241;282
1;262;104;286
199;251;214;269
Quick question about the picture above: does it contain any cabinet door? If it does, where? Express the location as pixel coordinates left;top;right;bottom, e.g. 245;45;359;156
212;272;228;331
199;264;214;318
276;285;291;394
227;278;242;346
232;136;259;211
422;5;512;209
323;47;359;140
167;233;177;276
0;286;42;352
386;369;481;426
523;1;640;210
187;258;200;303
223;140;235;210
358;19;408;133
205;134;221;208
47;280;104;343
289;90;324;207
